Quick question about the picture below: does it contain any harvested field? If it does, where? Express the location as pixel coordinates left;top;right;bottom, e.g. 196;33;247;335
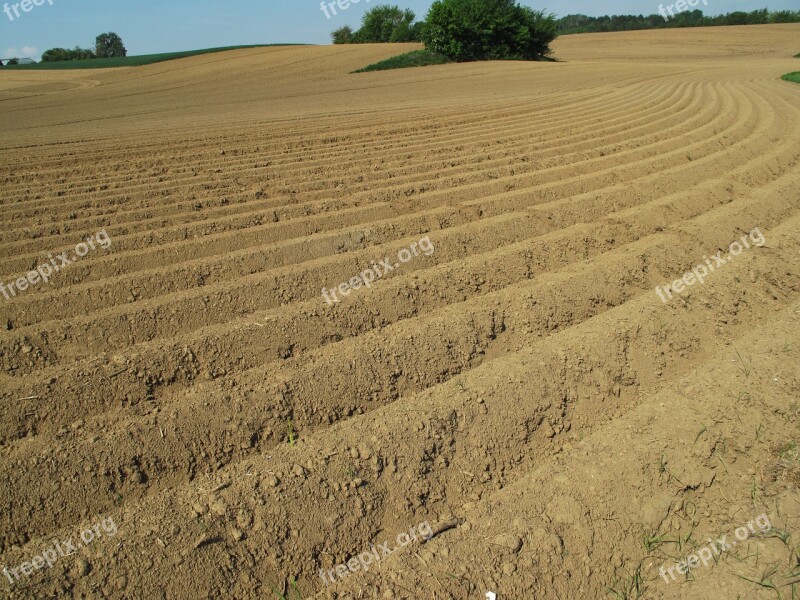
1;23;800;599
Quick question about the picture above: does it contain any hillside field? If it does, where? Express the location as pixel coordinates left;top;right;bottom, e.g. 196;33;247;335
1;25;800;599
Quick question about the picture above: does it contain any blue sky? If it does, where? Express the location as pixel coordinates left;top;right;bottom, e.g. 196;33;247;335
1;0;797;60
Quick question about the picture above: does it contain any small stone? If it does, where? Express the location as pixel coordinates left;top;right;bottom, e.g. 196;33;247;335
210;501;226;516
21;345;32;354
266;475;280;487
502;563;516;575
236;510;253;530
230;528;244;542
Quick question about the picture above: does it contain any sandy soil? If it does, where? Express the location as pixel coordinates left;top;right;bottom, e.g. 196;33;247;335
1;24;799;600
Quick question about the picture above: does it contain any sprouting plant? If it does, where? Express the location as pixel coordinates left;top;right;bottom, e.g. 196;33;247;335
766;527;791;548
287;419;296;447
779;441;799;463
695;425;708;443
735;348;753;379
605;563;645;599
643;532;670;553
738;566;781;598
272;576;303;599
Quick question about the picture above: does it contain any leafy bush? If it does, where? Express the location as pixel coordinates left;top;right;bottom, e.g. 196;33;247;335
331;4;423;44
359;5;416;42
7;57;19;65
42;47;95;62
332;25;354;44
772;11;800;23
423;0;557;61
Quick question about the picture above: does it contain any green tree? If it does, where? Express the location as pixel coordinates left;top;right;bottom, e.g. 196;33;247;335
358;5;416;42
332;25;354;44
72;45;96;60
95;32;127;58
41;47;95;62
7;57;19;65
770;10;800;23
423;0;557;61
42;48;67;62
517;6;558;58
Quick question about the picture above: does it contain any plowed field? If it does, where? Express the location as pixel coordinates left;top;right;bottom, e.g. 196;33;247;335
1;24;800;600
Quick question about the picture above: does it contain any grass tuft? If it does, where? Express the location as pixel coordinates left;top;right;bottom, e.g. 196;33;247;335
353;49;453;73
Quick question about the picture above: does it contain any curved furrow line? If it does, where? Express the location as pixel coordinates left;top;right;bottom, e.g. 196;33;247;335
2;176;797;544
3;75;797;434
0;81;692;249
0;82;723;280
0;69;662;176
0;81;736;332
0;79;671;218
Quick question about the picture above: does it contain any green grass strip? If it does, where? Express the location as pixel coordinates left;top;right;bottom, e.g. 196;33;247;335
1;44;308;70
782;71;800;84
353;49;453;73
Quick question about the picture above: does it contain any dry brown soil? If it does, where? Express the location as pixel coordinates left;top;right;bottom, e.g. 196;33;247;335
1;24;800;600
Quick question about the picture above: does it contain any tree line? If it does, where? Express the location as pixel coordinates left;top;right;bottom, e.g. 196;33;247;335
331;3;800;57
557;9;800;34
332;0;558;61
41;33;127;63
